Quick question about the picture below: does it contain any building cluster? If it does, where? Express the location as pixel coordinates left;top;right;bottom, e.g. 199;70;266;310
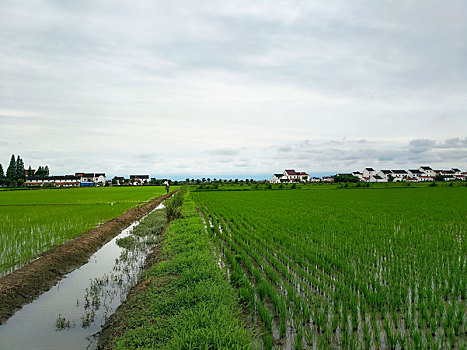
23;172;160;187
270;166;466;183
351;166;465;183
24;172;107;187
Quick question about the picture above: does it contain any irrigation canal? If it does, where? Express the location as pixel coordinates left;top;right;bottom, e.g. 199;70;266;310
0;202;166;350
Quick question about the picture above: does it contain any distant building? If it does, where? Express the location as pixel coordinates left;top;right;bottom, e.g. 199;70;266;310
391;170;408;182
419;166;435;177
24;175;80;187
75;172;106;186
270;170;309;183
370;175;386;183
362;168;376;178
130;175;149;185
377;170;393;180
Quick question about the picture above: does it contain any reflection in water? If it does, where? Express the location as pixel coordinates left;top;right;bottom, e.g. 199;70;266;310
0;203;165;350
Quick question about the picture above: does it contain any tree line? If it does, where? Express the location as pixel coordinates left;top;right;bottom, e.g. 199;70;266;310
0;154;49;187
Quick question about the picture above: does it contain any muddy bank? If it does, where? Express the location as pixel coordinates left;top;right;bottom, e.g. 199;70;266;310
0;191;176;325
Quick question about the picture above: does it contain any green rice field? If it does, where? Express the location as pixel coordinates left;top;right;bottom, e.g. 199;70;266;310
193;187;467;349
0;187;170;276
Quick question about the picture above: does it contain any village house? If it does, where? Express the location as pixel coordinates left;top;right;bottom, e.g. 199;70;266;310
419;166;435;177
377;170;393;180
391;170;408;181
24;175;81;187
130;175;149;185
408;169;423;178
269;170;309;183
370;174;386;183
75;172;106;186
362;168;376;179
352;171;363;180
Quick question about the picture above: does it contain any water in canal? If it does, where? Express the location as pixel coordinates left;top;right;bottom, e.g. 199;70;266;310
0;203;165;350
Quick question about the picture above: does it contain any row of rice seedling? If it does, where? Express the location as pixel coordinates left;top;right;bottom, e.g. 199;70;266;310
0;186;169;276
193;187;467;349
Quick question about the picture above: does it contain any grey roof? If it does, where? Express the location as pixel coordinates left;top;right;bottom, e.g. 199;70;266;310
392;170;407;174
380;170;392;174
420;166;433;170
130;175;149;179
365;167;375;171
284;169;297;175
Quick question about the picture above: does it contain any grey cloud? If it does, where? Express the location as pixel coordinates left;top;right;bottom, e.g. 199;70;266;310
206;148;240;156
409;139;436;153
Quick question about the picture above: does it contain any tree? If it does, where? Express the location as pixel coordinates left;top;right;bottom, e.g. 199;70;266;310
27;165;33;178
0;163;4;178
6;154;16;180
44;166;49;176
16;155;25;181
435;173;444;182
333;174;360;183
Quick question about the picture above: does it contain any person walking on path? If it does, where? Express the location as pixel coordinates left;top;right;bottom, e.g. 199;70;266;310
163;180;170;193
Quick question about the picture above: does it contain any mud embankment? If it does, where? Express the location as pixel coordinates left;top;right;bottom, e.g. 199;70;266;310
0;191;176;324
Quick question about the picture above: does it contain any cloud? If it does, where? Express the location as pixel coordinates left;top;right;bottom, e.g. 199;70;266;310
205;148;240;156
409;139;436;153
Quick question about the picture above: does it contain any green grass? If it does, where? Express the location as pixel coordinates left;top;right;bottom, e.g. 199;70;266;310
105;192;254;349
0;186;172;276
193;186;467;349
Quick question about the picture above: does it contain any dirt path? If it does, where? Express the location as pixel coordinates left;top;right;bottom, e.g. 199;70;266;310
0;191;176;324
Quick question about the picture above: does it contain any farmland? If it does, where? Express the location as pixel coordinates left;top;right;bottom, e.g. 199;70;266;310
193;187;467;349
0;187;170;276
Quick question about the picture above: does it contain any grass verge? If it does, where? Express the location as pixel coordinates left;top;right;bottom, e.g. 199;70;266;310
99;191;254;349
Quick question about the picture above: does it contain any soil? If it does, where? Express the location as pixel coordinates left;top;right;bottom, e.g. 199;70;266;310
0;191;176;325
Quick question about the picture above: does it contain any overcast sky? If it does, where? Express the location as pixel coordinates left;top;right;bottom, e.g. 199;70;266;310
1;1;466;179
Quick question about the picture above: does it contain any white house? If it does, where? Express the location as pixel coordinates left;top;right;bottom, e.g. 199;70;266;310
24;176;80;187
419;166;435;177
75;172;106;186
418;175;434;182
362;168;376;179
391;170;408;181
270;170;309;183
130;175;149;185
94;173;106;185
270;174;284;184
408;169;423;178
352;171;363;180
377;170;393;180
370;175;387;182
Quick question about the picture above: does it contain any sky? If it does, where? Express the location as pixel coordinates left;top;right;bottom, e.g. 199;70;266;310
1;0;466;179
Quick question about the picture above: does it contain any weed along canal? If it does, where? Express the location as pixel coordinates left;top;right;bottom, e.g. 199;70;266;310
0;202;167;350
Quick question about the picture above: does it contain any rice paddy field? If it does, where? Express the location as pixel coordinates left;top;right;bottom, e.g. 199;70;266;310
193;186;467;349
0;186;169;277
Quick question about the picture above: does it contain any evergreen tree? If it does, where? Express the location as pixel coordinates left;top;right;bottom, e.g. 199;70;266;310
36;166;44;176
16;155;25;180
27;165;33;178
6;154;16;180
44;165;49;176
0;163;4;178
